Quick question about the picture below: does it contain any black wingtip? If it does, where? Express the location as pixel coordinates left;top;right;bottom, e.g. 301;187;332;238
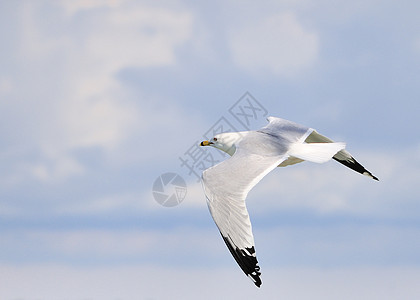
247;267;262;287
251;275;262;288
221;233;262;287
333;156;379;181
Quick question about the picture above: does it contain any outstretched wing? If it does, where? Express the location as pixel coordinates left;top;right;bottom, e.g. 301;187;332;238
202;144;287;287
305;130;379;180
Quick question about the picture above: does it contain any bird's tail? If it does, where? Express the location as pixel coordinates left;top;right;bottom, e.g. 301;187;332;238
289;142;346;164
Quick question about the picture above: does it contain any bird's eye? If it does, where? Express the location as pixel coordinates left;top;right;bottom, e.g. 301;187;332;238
213;137;217;141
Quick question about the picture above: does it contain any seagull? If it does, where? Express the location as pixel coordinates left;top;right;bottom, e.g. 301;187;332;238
200;116;378;287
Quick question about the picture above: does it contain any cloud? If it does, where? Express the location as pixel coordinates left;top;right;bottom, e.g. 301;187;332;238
1;1;194;183
228;12;319;77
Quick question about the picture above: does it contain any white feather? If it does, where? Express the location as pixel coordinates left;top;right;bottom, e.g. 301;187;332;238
288;142;346;163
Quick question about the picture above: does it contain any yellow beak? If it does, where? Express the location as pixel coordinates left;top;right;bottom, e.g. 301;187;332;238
200;140;210;146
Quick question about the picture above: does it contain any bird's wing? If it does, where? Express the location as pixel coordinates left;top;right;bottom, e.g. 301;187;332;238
202;144;288;287
260;116;346;164
259;116;314;143
305;130;379;180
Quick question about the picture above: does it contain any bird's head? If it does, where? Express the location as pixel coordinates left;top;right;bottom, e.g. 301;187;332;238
200;132;244;156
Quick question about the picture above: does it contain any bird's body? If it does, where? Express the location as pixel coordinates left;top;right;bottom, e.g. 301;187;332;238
200;116;378;287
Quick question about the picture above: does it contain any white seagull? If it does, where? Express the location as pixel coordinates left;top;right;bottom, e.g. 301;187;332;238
200;116;378;287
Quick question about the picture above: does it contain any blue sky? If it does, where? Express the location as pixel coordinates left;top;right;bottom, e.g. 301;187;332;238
1;0;420;299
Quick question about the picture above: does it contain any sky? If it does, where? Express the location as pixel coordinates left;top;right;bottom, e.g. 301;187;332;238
1;0;420;299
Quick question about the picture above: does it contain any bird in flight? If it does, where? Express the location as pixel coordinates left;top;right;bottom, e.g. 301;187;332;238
200;116;378;287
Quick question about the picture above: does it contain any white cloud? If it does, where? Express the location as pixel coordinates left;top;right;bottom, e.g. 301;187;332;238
3;1;194;183
81;6;193;71
30;155;85;182
228;12;319;77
